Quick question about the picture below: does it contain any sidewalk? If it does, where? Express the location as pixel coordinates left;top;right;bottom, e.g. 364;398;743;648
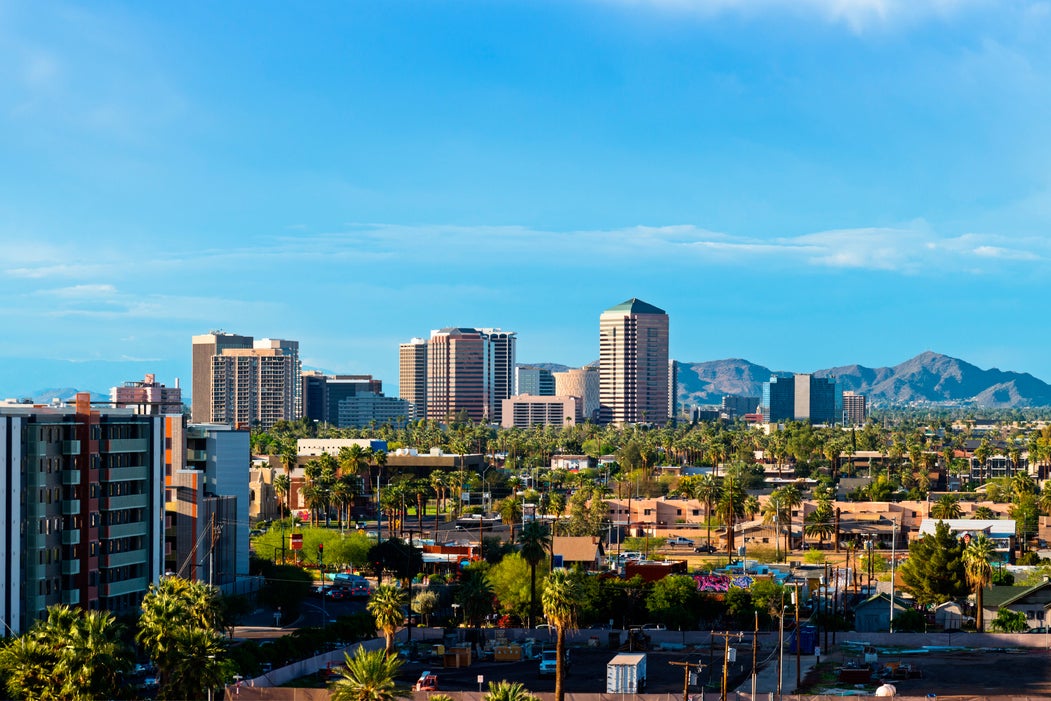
733;639;824;698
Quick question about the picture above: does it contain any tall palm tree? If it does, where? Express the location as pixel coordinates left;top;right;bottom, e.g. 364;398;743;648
930;494;963;520
963;534;995;631
803;501;835;550
694;474;721;549
272;472;290;519
367;584;408;654
330;646;411;701
775;485;802;553
717;474;747;557
542;569;580;701
972;505;997;520
519;520;552;628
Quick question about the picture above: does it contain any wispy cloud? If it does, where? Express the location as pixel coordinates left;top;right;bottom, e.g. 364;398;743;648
591;0;994;31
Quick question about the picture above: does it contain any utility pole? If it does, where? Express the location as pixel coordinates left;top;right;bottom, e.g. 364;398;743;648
209;510;218;587
668;659;704;701
751;611;758;701
712;631;743;701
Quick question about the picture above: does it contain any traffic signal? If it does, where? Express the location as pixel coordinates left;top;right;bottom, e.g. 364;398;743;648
318;543;324;553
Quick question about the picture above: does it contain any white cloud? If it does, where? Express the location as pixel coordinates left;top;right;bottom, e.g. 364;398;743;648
592;0;994;31
37;283;117;298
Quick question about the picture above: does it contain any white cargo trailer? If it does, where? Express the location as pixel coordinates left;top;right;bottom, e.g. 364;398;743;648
606;653;647;693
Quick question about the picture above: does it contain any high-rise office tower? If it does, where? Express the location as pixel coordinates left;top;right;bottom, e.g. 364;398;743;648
479;328;516;424
516;366;555;396
0;394;165;633
427;328;489;422
842;391;867;425
191;332;252;423
599;298;670;425
399;338;428;420
668;360;679;421
761;374;838;424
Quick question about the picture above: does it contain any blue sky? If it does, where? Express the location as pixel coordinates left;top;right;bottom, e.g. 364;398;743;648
2;0;1051;399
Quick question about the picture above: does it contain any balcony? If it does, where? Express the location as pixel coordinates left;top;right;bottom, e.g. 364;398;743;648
61;499;81;516
62;560;80;576
61;469;81;485
102;493;148;511
101;578;148;599
102;465;148;482
105;438;148;454
62;589;80;606
103;521;148;539
62;529;81;546
102;550;147;569
186;449;209;462
62;440;81;455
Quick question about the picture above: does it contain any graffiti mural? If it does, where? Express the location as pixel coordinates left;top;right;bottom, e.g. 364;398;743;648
694;573;755;592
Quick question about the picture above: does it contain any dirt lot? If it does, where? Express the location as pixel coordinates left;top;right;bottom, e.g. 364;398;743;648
803;646;1051;697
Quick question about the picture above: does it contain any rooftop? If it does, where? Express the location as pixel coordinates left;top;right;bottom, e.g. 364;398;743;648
603;297;666;316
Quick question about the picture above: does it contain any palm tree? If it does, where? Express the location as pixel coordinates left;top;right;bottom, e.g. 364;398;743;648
330;646;411;701
138;576;224;695
483;680;540;701
273;472;290;519
63;609;129;698
497;495;524;542
775;485;802;553
930;494;963;520
972;505;997;520
803;501;835;550
367;584;408;654
695;474;722;549
411;591;438;627
542;569;580;701
717;474;747;556
963;534;995;631
519;520;552;628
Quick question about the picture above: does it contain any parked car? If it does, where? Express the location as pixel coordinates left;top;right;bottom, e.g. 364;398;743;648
666;536;695;547
694;544;717;553
414;672;439;691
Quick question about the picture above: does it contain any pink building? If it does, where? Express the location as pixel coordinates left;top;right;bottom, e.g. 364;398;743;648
110;373;183;415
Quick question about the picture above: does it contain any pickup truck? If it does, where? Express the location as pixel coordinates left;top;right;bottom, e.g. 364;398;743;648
539;648;569;678
666;536;695;547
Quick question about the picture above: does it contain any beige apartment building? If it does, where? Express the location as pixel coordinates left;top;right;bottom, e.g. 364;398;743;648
501;394;582;428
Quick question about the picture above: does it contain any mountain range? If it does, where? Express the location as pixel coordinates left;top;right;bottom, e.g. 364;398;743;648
677;351;1051;408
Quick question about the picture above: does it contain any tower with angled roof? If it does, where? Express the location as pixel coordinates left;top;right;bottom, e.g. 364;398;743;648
599;298;669;425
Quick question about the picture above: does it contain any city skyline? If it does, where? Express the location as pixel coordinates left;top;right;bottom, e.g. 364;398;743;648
3;2;1051;396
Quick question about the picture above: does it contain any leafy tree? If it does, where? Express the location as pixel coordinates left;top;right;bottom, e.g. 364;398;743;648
542;569;580;701
989;608;1027;633
972;506;997;520
330;646;411;701
898;521;967;606
803;498;835;549
488;553;536;621
645;574;701;630
367;538;423;585
368;585;408;654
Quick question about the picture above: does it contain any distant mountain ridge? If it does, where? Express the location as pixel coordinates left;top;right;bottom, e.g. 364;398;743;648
4;388;110;404
677;352;1051;408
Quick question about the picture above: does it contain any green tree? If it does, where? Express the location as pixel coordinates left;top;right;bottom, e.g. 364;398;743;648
497;495;524;542
518;520;552;627
803;499;835;549
898;520;967;606
989;608;1027;633
542;569;580;701
455;566;495;626
645;574;701;630
368;585;408;654
330;646;411;701
972;506;997;520
963;534;995;631
488;553;535;621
